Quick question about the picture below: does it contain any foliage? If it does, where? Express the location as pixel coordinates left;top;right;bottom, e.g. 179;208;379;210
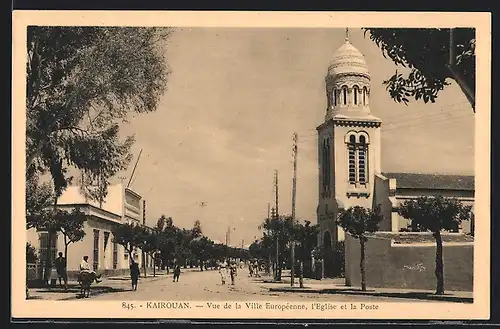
111;222;145;256
26;174;54;229
397;196;472;233
192;220;202;238
26;26;171;203
337;206;383;242
26;242;38;263
364;28;475;109
58;207;87;246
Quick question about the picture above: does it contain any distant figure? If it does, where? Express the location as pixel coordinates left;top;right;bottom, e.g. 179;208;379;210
78;256;102;284
173;263;181;282
229;261;237;285
219;260;228;285
248;262;254;277
130;260;140;291
253;260;260;278
54;252;68;290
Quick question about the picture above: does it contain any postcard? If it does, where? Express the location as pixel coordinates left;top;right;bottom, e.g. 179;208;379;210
12;10;490;320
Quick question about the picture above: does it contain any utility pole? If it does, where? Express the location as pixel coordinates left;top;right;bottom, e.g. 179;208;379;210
142;199;147;278
291;132;298;287
274;170;281;281
127;149;143;188
270;206;276;277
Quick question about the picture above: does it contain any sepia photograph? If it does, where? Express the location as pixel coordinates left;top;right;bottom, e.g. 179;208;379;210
12;11;490;320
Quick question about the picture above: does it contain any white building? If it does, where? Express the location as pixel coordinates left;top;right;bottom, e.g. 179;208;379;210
27;183;153;280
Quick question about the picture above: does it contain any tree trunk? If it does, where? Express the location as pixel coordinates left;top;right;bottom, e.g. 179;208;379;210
360;239;366;291
64;236;68;272
433;231;445;295
200;260;204;271
299;261;304;288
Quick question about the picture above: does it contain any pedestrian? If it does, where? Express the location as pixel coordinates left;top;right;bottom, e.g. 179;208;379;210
130;260;140;291
229;261;237;285
253;260;260;278
248;262;254;277
173;263;181;282
54;252;68;290
219;259;228;285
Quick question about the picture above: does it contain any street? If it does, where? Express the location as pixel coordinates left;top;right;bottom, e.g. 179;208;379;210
86;269;421;302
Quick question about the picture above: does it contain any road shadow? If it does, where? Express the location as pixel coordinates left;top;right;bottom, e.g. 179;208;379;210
269;287;472;303
62;286;129;300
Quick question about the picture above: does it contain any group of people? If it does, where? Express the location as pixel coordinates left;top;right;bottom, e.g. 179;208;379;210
248;260;262;278
51;253;102;290
218;259;238;285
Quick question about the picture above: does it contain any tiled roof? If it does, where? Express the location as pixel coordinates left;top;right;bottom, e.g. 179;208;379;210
382;172;475;191
367;232;474;244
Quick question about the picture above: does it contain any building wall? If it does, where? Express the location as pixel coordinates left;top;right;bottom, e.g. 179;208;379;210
344;233;473;291
373;174;392;231
57;184;124;217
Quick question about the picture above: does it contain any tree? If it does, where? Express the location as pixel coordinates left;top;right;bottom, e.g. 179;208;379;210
111;222;145;261
26;242;38;263
139;227;160;277
189;236;214;271
295;220;319;279
364;28;475;111
337;206;384;291
26;26;171;203
26;174;53;228
397;196;472;295
56;207;88;269
192;220;202;238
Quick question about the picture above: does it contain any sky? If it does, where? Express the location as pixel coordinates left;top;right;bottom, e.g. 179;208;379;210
113;27;475;247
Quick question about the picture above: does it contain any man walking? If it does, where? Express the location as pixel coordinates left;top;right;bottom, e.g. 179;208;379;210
130;260;140;291
173;263;181;282
54;252;68;290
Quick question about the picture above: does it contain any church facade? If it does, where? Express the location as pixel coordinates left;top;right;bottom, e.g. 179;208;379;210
315;33;475;280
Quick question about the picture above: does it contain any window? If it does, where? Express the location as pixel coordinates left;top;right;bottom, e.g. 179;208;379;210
363;87;368;105
348;135;356;183
353;86;359;105
322;138;331;194
334;89;337;106
93;229;100;271
113;242;118;269
342;87;348;105
39;232;57;266
358;135;368;184
104;232;110;252
346;133;369;185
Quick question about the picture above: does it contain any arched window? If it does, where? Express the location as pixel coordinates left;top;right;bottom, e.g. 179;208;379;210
363;87;368;105
353;86;359;105
358;135;368;184
333;89;337;106
346;133;369;185
342;86;348;105
348;135;356;184
322;139;331;193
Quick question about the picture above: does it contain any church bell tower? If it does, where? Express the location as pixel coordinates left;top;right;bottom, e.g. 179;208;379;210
316;29;382;275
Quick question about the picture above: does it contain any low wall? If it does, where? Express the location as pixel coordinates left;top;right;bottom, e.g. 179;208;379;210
344;233;473;291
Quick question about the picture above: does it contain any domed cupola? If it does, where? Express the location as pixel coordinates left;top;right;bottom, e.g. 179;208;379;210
325;29;372;119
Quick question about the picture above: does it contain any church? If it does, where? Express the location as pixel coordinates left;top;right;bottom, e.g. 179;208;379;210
315;30;474;290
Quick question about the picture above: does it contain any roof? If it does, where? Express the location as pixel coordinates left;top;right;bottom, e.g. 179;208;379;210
328;41;369;77
367;232;474;244
382;172;475;191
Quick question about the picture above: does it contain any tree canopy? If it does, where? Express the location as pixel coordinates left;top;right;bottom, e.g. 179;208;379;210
364;28;475;111
26;27;171;203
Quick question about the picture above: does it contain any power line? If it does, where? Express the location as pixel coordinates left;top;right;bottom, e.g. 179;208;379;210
382;113;473;133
